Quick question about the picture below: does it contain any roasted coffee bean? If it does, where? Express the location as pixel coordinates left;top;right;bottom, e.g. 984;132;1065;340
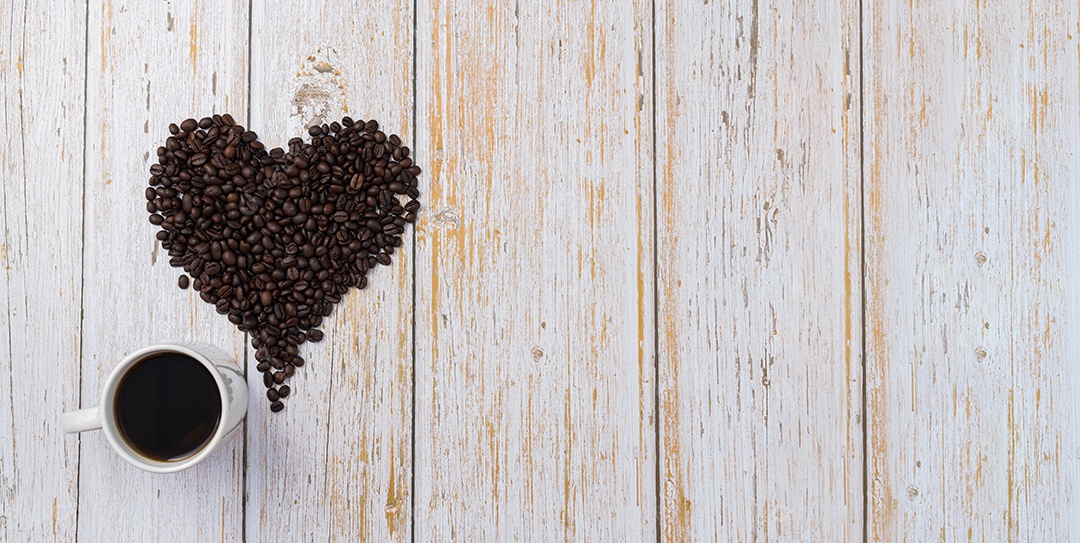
147;115;421;411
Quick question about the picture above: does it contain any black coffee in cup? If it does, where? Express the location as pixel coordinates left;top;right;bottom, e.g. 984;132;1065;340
114;353;222;461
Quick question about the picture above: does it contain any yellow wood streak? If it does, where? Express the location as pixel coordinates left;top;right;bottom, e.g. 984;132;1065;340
100;1;111;73
189;0;199;73
658;3;691;537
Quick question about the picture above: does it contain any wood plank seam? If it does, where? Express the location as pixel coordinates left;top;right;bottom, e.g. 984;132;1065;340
409;0;420;539
241;1;254;542
650;0;662;539
858;0;868;540
75;0;92;540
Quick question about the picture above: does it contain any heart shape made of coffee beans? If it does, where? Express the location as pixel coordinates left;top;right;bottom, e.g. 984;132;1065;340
146;114;420;412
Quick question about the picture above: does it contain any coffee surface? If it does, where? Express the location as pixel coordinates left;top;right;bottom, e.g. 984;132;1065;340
115;353;222;461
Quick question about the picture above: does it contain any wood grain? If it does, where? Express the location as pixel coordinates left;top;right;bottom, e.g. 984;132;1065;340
0;0;85;540
245;1;414;541
655;0;864;540
77;0;249;540
413;0;656;539
5;0;1080;538
864;0;1080;540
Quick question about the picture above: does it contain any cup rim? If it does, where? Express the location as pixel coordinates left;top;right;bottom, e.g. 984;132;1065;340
100;343;230;474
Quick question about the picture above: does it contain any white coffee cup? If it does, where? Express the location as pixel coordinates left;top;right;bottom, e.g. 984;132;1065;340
60;343;247;473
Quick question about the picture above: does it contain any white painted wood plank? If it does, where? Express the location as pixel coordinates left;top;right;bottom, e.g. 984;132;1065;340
414;0;656;540
245;1;414;541
77;1;249;541
864;1;1080;539
655;0;864;539
0;0;85;540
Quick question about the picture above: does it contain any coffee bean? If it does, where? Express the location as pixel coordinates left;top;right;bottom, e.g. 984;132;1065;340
148;115;421;412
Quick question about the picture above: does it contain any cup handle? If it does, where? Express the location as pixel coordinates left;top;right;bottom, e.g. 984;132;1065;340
61;407;102;433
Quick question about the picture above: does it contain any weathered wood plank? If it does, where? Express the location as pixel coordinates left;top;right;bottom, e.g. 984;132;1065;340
414;0;656;539
0;0;85;540
655;0;864;539
77;0;249;540
245;1;414;540
864;0;1080;540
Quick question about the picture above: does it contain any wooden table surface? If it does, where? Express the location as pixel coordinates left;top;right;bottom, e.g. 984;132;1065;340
2;0;1078;541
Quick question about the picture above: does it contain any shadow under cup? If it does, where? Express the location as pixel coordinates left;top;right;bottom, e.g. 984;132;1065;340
113;352;223;462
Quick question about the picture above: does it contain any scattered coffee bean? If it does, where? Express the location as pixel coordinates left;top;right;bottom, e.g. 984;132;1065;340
146;114;421;412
